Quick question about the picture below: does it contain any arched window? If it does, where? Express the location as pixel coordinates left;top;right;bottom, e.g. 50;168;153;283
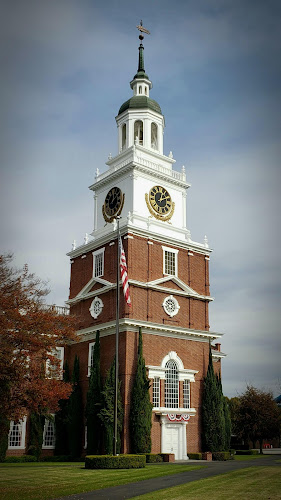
134;120;143;145
122;124;126;150
139;86;142;94
165;359;179;408
145;86;147;95
151;122;158;149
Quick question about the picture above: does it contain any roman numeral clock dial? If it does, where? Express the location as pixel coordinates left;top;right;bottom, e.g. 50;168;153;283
145;185;175;221
102;186;125;223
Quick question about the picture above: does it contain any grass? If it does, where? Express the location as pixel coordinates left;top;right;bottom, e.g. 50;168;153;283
0;462;203;500
132;466;281;500
234;454;271;461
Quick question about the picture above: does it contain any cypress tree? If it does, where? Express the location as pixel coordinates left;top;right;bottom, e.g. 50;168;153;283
86;331;102;454
202;346;225;452
55;360;70;455
129;328;153;453
68;355;83;458
223;396;232;450
98;358;123;454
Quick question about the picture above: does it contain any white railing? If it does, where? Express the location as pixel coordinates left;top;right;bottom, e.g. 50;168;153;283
95;153;186;184
41;304;70;315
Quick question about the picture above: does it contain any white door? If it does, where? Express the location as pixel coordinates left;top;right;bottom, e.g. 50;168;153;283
163;424;180;459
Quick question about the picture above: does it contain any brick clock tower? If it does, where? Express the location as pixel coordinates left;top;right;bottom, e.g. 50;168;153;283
66;33;224;459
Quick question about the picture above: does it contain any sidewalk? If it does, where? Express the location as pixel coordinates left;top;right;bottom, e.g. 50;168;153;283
58;454;281;500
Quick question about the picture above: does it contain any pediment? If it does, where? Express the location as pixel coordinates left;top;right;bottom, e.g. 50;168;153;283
147;276;201;298
67;277;114;305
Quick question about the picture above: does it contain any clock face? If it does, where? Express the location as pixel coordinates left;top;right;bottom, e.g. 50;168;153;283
102;187;124;222
145;185;175;221
149;186;172;215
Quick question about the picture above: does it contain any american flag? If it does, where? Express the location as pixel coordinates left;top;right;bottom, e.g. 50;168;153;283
119;236;131;306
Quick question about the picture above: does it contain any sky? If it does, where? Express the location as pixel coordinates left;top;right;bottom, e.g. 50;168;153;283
1;0;280;398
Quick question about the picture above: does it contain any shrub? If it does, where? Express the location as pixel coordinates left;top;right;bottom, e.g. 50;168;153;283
145;453;163;463
85;454;146;469
5;455;37;463
212;451;233;461
188;453;202;460
235;449;259;455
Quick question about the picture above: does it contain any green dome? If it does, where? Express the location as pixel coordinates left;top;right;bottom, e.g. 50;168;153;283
118;96;162;116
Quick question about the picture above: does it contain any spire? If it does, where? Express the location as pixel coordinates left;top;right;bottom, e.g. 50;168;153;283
133;20;150;80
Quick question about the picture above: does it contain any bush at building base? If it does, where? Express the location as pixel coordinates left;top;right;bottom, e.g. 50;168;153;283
212;451;233;461
235;449;259;455
85;454;146;469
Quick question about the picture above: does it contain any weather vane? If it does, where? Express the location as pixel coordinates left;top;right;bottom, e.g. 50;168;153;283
136;20;150;41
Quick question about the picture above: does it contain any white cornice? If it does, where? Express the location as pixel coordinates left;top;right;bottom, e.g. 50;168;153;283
75;318;223;343
67;224;212;259
211;349;227;361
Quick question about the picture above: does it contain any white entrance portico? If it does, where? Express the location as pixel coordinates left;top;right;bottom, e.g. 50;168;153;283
160;414;189;460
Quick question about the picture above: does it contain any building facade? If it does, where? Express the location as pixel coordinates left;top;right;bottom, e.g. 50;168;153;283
7;34;224;460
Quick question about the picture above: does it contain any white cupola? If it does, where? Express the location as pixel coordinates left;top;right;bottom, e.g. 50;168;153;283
116;37;165;155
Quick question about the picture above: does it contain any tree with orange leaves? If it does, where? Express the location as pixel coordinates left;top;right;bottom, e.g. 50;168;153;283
0;254;77;456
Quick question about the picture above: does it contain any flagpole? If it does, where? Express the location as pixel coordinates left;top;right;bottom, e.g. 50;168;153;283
113;216;120;456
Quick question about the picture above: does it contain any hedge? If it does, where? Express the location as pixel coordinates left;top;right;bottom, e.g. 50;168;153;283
212;451;233;461
235;449;259;455
40;455;84;462
85;454;146;469
187;453;202;460
5;455;37;463
145;453;163;463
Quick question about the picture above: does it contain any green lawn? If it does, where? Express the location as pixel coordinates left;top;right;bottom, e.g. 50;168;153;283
132;466;281;500
0;462;203;500
234;453;271;461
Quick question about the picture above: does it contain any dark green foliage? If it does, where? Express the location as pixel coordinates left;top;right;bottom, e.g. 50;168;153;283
202;347;225;452
212;451;233;461
0;416;9;462
236;386;281;454
86;332;102;454
85;454;146;469
235;449;259;455
27;412;44;460
55;360;70;456
145;453;163;463
129;328;152;453
223;396;232;450
187;453;202;460
68;356;83;458
4;455;37;463
98;358;123;454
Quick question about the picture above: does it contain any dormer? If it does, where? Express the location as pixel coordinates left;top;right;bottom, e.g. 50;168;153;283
116;41;165;155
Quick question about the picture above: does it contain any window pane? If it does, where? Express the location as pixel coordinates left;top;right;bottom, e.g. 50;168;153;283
164;251;176;275
183;380;190;409
43;419;55;447
134;120;143;145
122;124;126;150
94;253;103;277
165;360;179;408
153;377;160;407
9;422;22;447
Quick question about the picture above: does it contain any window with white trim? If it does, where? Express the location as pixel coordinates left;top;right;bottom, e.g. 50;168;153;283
165;360;179;408
162;246;178;276
46;347;64;380
122;124;126;150
42;417;55;449
8;418;27;449
183;380;190;409
93;248;105;278
152;377;160;408
88;342;95;376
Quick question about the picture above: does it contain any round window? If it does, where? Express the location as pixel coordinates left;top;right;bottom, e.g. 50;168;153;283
89;296;104;319
162;295;180;318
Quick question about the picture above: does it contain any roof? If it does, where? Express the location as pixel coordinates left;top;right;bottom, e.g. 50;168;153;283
118;96;162;116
